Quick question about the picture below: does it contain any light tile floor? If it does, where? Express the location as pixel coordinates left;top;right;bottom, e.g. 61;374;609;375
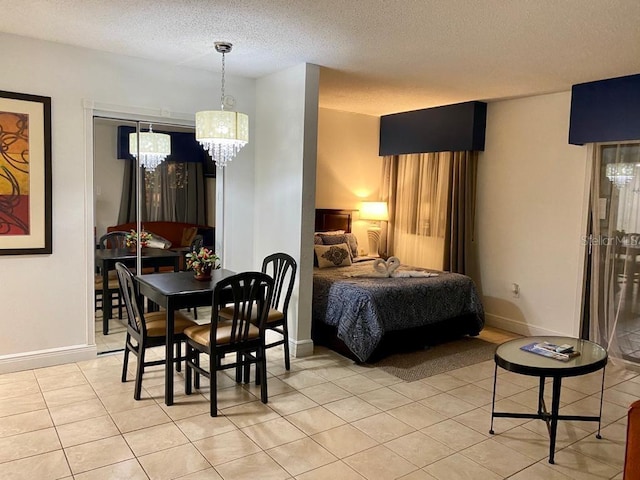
0;326;637;479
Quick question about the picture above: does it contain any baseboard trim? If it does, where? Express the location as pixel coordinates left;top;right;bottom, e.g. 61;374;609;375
290;338;314;358
0;344;97;374
485;314;566;337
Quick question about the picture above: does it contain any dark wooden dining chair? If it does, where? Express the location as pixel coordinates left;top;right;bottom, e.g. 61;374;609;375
95;231;129;319
183;271;274;416
100;231;129;249
217;253;297;370
260;252;297;370
185;234;204;319
115;262;197;400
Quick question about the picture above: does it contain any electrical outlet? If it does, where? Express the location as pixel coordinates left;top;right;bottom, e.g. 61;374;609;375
511;283;520;298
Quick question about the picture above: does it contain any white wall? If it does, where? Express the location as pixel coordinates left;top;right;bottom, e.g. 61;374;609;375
215;86;256;273
316;108;381;252
255;63;320;357
0;32;255;371
93;120;126;239
476;91;590;337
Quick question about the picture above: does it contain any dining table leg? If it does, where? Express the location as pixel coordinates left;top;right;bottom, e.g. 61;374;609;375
165;303;175;406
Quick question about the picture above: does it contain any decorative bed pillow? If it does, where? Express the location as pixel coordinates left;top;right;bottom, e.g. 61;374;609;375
147;233;172;249
317;233;358;258
315;243;352;268
315;230;345;236
317;233;347;245
181;226;198;247
344;232;359;258
314;234;323;245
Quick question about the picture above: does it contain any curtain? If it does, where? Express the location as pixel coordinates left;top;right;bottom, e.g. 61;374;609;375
589;142;640;363
118;161;207;225
117;158;143;224
381;151;478;275
381;152;450;270
443;151;479;275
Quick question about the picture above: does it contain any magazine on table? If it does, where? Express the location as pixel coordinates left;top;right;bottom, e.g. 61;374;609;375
520;341;580;362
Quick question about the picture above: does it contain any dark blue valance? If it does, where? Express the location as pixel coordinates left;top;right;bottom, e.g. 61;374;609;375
569;73;640;145
379;101;486;156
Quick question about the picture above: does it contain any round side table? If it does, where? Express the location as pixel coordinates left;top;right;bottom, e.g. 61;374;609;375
490;336;607;464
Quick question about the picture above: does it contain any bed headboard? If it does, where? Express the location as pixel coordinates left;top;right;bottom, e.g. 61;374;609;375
315;209;352;233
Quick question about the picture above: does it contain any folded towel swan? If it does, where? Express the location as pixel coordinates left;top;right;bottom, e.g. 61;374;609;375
350;256;438;278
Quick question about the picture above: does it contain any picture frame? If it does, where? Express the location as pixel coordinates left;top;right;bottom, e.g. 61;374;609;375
0;90;52;255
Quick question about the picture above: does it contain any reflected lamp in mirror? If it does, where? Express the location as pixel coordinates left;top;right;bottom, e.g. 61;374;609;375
359;201;389;257
129;124;171;172
606;163;635;189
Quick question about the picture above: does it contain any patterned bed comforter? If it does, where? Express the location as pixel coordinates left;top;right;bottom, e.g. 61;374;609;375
312;261;485;362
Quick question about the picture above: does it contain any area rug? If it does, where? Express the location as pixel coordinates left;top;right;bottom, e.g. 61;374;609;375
368;337;497;382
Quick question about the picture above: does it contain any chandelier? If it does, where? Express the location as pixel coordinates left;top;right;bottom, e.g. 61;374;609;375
606;163;635;189
129;124;171;171
196;42;249;168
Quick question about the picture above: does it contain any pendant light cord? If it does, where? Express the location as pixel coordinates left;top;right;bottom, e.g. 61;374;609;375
220;52;226;111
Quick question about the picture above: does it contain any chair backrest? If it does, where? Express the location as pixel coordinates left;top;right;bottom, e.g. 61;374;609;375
625;399;640;479
190;234;204;252
100;231;128;250
115;262;146;337
261;253;297;315
212;272;274;347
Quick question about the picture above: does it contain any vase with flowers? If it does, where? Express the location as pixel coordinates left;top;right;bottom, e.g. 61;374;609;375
125;230;152;252
186;247;220;281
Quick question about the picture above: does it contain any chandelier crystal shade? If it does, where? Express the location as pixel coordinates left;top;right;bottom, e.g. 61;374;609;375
129;125;171;172
196;42;249;168
606;163;635;189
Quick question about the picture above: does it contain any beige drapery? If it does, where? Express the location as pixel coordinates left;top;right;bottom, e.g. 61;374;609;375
443;151;478;274
380;151;478;275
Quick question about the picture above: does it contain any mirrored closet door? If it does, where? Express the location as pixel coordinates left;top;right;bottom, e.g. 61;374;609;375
93;117;216;354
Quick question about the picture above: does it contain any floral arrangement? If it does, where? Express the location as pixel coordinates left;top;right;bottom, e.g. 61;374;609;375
125;230;152;248
186;247;220;275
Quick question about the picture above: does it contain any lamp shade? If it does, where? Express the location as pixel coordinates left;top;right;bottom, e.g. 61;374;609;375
360;202;389;221
129;130;171;171
195;110;249;167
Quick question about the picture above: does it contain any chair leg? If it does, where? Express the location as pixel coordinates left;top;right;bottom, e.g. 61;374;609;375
244;354;251;384
121;336;131;383
235;352;243;384
185;343;192;395
259;347;268;404
281;322;291;371
210;353;217;417
134;346;145;401
176;342;182;373
194;352;200;390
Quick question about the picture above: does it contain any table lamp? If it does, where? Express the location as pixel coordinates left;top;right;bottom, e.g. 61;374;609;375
360;201;389;257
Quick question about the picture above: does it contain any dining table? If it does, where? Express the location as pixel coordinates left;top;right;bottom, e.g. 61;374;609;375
136;268;236;406
95;247;181;335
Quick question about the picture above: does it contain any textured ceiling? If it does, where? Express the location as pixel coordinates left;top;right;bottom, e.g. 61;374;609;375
2;0;640;115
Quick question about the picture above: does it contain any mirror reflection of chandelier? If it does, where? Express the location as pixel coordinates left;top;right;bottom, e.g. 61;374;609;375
129;124;171;171
606;163;635;189
196;42;249;168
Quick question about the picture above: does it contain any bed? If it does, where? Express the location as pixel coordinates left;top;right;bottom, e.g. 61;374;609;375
312;209;485;362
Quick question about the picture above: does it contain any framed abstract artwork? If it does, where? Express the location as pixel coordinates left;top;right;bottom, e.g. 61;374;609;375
0;90;52;255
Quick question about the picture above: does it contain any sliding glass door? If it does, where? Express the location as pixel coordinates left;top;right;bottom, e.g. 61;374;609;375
586;142;640;364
